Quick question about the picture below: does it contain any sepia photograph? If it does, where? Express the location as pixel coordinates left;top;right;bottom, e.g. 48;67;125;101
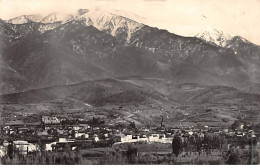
0;0;259;165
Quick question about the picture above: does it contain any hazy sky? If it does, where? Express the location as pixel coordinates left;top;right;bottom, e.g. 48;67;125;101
0;0;260;45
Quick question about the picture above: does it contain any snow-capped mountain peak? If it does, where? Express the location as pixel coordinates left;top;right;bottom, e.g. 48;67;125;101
77;8;144;41
6;15;43;24
5;8;144;42
195;27;234;47
89;7;147;24
39;13;75;24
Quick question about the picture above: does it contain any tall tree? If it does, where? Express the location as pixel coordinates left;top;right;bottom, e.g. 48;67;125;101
126;144;138;164
172;135;183;157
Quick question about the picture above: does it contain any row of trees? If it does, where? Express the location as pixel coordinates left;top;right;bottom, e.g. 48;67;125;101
172;133;260;165
172;134;226;157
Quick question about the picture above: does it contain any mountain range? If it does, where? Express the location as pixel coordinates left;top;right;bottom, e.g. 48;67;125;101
0;9;259;125
1;8;259;94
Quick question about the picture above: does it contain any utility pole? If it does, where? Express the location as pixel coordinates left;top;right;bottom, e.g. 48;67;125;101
160;116;164;128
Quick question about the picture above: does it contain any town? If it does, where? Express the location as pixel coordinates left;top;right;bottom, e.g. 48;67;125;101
0;111;259;164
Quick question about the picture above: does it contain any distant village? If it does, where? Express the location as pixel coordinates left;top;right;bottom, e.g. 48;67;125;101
0;112;259;159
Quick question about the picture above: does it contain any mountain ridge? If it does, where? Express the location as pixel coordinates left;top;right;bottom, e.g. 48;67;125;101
0;9;259;95
1;77;259;126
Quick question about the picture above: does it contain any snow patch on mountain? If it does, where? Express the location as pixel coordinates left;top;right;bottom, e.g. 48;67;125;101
98;8;147;24
78;9;144;41
40;13;75;24
38;22;63;33
7;15;43;24
5;8;144;41
195;27;234;47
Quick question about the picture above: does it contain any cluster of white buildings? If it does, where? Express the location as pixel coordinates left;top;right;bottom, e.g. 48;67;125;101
42;116;61;124
116;133;173;144
0;140;39;156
